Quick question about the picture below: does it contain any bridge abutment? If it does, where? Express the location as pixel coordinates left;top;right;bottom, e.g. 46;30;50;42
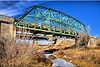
0;15;15;38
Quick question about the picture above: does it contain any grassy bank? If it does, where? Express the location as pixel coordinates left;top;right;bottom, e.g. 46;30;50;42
0;36;52;67
53;47;100;67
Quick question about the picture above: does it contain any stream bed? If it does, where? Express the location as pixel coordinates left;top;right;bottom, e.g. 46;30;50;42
44;51;76;67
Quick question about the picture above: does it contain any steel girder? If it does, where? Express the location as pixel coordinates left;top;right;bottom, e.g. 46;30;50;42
15;5;88;36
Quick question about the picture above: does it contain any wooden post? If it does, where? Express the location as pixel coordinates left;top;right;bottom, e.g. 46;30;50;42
13;26;16;38
32;40;38;49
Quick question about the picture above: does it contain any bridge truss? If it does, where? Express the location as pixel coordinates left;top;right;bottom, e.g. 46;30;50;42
15;5;87;36
15;5;88;40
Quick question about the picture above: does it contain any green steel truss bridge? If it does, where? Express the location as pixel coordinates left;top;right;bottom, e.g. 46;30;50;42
15;5;88;39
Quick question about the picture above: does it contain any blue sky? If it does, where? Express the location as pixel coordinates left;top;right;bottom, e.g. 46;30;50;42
0;1;100;37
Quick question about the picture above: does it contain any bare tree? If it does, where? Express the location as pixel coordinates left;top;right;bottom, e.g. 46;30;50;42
0;34;37;67
75;28;90;48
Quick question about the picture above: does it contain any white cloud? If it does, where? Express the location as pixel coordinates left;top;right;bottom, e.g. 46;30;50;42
95;34;100;38
0;1;45;16
0;8;22;16
0;2;22;16
87;25;91;34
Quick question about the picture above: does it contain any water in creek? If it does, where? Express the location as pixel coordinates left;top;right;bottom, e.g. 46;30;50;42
44;51;76;67
16;39;53;45
17;39;76;67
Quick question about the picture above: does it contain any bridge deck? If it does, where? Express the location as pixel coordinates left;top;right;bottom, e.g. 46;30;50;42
16;23;76;37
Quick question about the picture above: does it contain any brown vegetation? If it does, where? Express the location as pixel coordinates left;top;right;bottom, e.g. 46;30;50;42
96;38;100;46
0;35;52;67
53;47;100;67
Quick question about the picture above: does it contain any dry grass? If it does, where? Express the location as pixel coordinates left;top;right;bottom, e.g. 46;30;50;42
53;47;100;67
0;35;52;67
96;38;100;46
30;52;52;67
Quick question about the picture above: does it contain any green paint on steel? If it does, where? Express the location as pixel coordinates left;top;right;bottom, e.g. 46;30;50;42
15;5;88;36
16;26;75;36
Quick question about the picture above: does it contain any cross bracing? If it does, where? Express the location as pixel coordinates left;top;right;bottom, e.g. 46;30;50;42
15;5;87;37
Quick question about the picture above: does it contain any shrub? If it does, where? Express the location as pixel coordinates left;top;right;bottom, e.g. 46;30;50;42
0;35;36;66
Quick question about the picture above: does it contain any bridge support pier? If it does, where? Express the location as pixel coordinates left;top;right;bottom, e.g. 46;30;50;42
0;23;13;37
0;15;15;37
